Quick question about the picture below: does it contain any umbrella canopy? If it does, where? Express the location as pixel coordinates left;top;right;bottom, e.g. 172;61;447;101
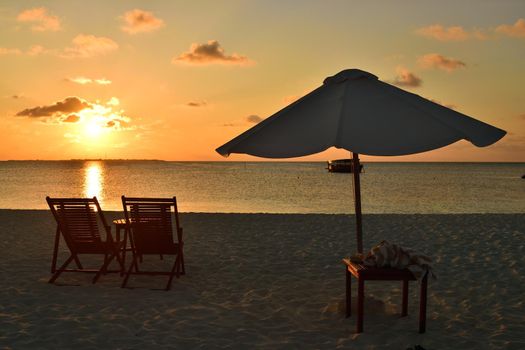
216;68;506;253
216;69;505;158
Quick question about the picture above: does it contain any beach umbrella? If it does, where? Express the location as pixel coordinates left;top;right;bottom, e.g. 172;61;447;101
215;69;506;253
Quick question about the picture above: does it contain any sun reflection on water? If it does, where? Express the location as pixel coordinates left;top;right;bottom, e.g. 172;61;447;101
84;161;104;202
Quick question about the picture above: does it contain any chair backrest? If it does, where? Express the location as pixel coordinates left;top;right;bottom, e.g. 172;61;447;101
46;197;109;251
121;196;182;254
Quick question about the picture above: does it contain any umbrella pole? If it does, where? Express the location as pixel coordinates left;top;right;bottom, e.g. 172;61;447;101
352;152;363;253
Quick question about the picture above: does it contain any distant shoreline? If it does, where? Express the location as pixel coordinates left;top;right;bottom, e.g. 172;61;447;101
1;159;524;164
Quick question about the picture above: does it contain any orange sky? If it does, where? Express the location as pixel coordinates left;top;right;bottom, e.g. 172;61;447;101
1;1;524;161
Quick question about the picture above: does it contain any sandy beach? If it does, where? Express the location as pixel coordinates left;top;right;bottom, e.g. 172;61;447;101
0;210;524;349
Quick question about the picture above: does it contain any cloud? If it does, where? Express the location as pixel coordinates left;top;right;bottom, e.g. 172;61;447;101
415;24;488;41
16;97;135;138
121;9;164;34
392;67;422;88
2;35;118;59
66;76;112;85
246;115;263;123
0;45;46;56
496;18;525;38
66;77;92;84
418;53;466;72
63;114;80;123
95;78;111;85
16;97;92;117
416;25;469;41
186;100;207;107
61;34;118;58
27;45;45;56
172;40;253;65
0;47;22;55
17;7;61;32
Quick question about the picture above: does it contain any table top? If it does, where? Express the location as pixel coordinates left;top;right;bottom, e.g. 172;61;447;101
113;218;127;226
342;258;416;281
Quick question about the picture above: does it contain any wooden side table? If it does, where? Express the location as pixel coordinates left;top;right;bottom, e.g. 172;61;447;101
343;258;428;333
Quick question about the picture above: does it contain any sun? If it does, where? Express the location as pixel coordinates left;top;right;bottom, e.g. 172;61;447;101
64;98;129;144
84;118;104;138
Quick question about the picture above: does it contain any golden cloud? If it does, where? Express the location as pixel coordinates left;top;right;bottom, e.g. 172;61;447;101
121;9;164;34
17;7;61;32
66;76;112;85
496;18;525;38
16;97;92;117
416;25;468;41
0;47;22;55
418;53;466;72
61;34;118;58
415;24;488;41
186;100;207;107
245;115;263;124
392;67;422;88
63;114;81;123
15;97;133;131
172;40;253;65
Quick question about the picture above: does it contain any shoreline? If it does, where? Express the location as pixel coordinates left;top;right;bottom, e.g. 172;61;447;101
0;209;524;215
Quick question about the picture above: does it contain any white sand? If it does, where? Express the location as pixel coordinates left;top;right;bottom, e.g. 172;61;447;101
0;210;524;349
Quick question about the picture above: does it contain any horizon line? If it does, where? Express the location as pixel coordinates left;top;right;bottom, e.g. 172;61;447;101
1;159;524;164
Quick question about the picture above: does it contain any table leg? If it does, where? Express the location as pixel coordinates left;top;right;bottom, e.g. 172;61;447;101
346;268;352;317
402;279;408;317
357;278;364;333
419;272;428;333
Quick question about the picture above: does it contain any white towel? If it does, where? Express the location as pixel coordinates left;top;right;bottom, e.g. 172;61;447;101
352;240;435;280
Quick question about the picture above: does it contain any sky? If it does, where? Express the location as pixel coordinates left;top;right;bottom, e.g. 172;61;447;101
0;0;524;162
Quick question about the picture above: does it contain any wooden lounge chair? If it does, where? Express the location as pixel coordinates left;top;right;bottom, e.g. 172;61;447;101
46;196;124;284
121;196;185;290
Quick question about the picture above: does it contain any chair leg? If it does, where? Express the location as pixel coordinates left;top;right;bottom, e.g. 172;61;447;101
51;226;60;273
92;251;118;284
49;254;75;283
121;229;128;275
121;255;138;288
402;279;409;317
165;255;180;291
114;245;125;274
103;254;109;275
180;249;185;275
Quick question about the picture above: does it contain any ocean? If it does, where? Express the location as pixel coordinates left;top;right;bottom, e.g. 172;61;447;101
0;160;523;214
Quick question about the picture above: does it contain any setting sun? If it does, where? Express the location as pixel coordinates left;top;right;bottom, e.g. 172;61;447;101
83;117;104;138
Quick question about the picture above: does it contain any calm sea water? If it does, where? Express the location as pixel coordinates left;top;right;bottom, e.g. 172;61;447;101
0;161;523;214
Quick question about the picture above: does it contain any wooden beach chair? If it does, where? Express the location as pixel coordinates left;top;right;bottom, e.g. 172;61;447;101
121;196;185;290
46;196;124;284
